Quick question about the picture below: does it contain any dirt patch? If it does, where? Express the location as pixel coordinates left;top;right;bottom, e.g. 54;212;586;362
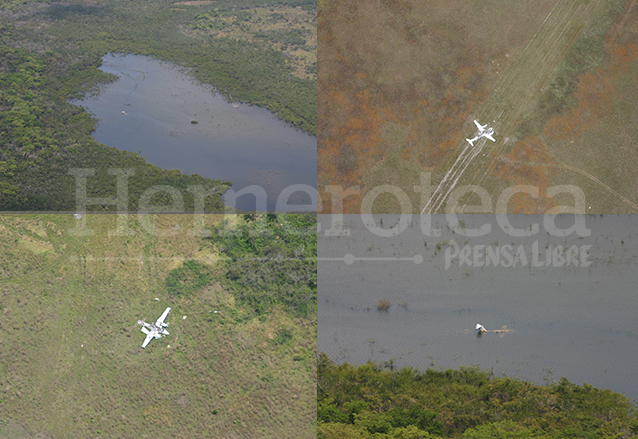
18;236;54;255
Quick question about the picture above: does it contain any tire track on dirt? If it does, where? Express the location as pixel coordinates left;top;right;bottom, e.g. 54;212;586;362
466;0;599;193
453;0;601;213
423;0;601;213
424;0;580;213
497;157;638;211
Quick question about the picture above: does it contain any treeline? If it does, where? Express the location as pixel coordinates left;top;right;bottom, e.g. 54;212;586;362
161;214;316;317
0;32;229;211
318;353;638;438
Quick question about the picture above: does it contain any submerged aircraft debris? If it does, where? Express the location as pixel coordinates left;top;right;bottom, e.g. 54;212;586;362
475;323;515;336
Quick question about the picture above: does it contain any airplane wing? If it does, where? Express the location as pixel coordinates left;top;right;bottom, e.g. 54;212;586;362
485;134;496;142
474;120;485;131
142;332;154;348
155;307;171;326
141;327;150;335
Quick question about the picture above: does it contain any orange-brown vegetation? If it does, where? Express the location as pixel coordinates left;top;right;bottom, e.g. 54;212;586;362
497;2;638;212
543;40;638;141
318;0;554;213
493;137;558;213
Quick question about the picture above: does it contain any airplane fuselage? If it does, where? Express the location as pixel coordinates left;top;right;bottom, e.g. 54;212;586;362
139;307;171;348
466;120;496;146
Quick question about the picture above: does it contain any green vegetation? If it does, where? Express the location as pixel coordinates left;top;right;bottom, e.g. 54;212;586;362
163;213;317;316
0;214;316;438
0;0;315;211
166;260;215;297
515;0;627;138
318;354;638;438
208;213;317;317
0;25;230;211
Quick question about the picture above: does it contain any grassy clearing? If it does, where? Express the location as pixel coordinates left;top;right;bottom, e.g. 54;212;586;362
0;214;316;438
426;0;637;214
421;0;607;213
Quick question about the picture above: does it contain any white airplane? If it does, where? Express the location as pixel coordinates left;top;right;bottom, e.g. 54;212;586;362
466;120;496;146
475;323;514;335
138;307;171;348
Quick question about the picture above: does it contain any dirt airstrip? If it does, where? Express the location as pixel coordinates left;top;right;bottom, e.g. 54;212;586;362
319;0;638;213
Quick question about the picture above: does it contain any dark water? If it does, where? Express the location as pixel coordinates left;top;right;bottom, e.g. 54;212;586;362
72;53;317;212
318;215;638;401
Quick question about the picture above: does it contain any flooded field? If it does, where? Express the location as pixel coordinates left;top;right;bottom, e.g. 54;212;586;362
318;214;638;400
73;53;317;212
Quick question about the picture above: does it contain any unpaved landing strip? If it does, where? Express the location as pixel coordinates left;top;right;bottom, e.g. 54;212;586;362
423;0;602;213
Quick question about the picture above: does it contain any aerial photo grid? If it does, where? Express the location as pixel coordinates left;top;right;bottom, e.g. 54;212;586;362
3;0;638;437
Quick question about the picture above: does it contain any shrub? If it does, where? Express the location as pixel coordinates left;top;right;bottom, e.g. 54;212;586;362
377;299;391;311
166;260;213;297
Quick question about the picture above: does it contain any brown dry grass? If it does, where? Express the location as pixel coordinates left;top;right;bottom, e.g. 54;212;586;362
377;299;391;312
497;1;638;213
319;0;638;213
318;0;559;213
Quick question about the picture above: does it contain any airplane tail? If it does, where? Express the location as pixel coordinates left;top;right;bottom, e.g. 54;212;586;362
466;138;474;146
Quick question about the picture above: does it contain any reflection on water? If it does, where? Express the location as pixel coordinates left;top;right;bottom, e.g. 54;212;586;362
318;215;638;400
72;53;317;212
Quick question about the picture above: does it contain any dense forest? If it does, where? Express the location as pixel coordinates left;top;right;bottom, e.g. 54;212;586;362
318;354;638;438
0;0;316;211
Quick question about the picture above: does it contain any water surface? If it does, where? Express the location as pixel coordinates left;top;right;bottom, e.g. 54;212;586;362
72;53;317;211
318;215;638;400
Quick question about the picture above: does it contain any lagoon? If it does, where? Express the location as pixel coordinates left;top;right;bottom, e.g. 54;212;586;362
72;53;317;212
318;215;638;401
